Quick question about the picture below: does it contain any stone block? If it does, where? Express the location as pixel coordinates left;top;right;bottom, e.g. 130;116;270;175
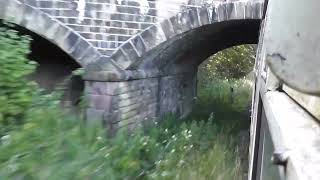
111;13;135;21
131;35;147;56
70;40;91;60
118;108;140;122
108;28;129;35
232;2;245;20
26;11;52;38
120;102;142;114
252;2;263;19
0;0;8;18
66;18;77;24
39;1;53;8
117;90;142;100
46;20;61;40
140;23;154;29
117;6;140;14
123;22;139;29
98;49;114;56
147;9;157;17
109;21;123;27
5;1;26;25
85;80;154;96
54;1;76;9
88;94;113;111
226;2;235;20
121;42;140;67
94;12;108;20
80;33;95;39
23;0;37;7
86;3;105;11
61;9;79;17
148;1;156;9
217;4;227;21
198;7;210;25
125;1;140;7
135;15;156;23
245;1;253;19
140;25;166;51
188;7;200;28
79;47;101;66
86;108;104;122
104;110;121;123
160;19;175;39
212;6;219;22
117;117;138;128
90;26;101;32
86;81;113;95
170;11;192;34
117;98;138;108
61;32;81;53
111;49;131;69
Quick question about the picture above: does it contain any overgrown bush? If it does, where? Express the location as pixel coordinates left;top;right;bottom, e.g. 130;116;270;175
0;24;37;134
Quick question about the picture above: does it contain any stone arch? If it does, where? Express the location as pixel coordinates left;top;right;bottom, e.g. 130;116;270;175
0;0;102;67
138;19;261;74
108;1;263;71
83;1;264;128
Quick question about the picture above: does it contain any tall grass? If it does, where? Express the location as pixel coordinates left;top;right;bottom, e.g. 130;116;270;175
0;79;252;180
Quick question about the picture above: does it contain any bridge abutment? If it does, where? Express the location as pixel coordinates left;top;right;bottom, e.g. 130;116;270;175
85;71;197;133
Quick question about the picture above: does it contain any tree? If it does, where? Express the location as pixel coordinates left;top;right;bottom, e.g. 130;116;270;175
198;44;256;83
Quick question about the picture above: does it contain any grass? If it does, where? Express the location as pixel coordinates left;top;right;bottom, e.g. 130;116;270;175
0;79;252;180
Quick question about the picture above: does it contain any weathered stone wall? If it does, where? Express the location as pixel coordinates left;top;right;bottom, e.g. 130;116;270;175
86;71;196;132
158;73;197;118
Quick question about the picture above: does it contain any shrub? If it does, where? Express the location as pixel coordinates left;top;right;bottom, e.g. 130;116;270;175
0;23;37;134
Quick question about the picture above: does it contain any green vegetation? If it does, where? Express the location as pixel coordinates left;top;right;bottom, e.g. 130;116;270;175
0;79;252;180
0;24;254;179
0;24;37;135
198;45;255;85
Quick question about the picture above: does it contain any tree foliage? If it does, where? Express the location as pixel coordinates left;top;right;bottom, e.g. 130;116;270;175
198;44;256;84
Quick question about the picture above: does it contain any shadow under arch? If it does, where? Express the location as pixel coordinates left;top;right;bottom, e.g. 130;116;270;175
0;21;85;108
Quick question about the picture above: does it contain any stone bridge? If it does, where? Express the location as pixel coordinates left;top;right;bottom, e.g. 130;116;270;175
0;0;264;131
